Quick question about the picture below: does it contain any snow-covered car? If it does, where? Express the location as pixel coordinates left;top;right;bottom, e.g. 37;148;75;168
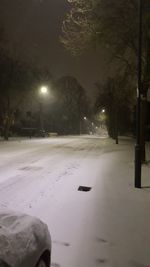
0;210;51;267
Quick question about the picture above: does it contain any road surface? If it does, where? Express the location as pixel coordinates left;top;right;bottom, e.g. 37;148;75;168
0;136;150;267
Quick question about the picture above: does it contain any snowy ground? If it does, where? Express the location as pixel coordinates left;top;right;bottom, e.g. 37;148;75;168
0;135;150;267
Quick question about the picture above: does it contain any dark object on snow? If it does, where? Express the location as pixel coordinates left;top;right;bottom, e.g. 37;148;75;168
78;186;92;192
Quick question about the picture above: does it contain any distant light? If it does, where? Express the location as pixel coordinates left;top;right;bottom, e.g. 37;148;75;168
84;117;87;120
40;86;48;94
102;109;105;113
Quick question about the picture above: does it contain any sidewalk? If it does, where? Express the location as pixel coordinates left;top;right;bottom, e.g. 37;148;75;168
91;138;150;267
32;137;150;267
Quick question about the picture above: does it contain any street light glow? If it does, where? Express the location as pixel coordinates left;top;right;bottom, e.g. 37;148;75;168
84;116;87;120
102;109;105;113
40;86;48;94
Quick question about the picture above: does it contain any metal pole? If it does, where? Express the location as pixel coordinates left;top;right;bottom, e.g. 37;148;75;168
135;0;142;188
39;102;44;131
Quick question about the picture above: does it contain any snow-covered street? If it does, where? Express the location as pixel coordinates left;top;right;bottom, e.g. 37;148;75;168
0;136;150;267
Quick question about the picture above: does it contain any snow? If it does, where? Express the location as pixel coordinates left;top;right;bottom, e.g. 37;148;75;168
0;209;51;267
0;136;150;267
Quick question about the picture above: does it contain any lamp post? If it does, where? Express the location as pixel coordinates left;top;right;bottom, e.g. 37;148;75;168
39;86;48;132
80;117;87;134
135;0;142;188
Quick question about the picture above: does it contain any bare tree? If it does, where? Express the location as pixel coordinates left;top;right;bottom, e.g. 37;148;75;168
54;76;89;134
61;0;150;161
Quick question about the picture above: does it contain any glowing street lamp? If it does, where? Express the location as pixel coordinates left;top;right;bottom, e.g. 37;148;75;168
39;86;48;132
79;116;87;135
102;109;105;113
40;86;48;94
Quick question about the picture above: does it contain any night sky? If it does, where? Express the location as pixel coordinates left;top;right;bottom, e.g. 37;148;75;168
0;0;108;99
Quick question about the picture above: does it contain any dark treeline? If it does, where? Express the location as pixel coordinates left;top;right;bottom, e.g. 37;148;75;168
0;50;89;140
61;0;150;161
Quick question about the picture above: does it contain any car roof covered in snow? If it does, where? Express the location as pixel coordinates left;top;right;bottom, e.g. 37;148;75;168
0;209;51;267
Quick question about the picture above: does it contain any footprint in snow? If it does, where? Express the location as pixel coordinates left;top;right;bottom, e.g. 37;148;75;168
96;237;108;243
95;258;108;265
53;240;70;247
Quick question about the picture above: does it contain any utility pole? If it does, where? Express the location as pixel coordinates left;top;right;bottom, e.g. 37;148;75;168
39;102;44;131
135;0;142;188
